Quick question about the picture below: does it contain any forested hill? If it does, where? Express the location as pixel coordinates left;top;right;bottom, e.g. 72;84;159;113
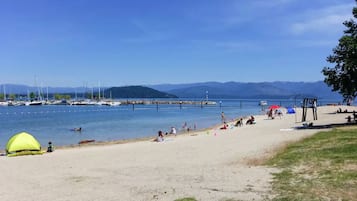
103;86;178;98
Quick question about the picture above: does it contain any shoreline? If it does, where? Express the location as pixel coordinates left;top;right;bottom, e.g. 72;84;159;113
0;116;226;153
48;122;223;151
39;111;259;151
3;104;354;152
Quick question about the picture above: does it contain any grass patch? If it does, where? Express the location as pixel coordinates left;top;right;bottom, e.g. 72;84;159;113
266;127;357;201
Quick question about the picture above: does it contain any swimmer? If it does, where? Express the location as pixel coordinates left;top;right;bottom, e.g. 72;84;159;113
71;127;82;132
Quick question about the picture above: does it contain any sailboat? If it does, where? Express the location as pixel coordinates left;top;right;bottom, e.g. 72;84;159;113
26;78;47;106
25;88;43;106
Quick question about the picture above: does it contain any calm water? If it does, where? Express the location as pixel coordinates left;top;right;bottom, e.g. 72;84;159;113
0;99;341;148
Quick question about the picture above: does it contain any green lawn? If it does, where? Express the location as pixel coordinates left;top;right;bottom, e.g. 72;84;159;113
266;127;357;201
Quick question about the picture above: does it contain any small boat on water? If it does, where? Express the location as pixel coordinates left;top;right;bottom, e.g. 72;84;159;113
259;100;268;106
51;99;70;105
0;101;8;106
97;100;121;106
71;100;94;106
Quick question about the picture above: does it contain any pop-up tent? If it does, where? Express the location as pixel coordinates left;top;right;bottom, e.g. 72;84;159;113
6;132;43;157
286;107;296;114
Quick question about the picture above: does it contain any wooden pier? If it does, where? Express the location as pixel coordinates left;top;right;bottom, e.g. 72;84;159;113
120;100;217;105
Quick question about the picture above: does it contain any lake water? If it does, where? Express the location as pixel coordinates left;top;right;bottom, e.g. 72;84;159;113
0;98;341;148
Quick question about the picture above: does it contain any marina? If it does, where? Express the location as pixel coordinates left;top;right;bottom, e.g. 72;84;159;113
0;99;217;107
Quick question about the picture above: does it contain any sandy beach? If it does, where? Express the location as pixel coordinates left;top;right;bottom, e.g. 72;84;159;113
0;105;356;201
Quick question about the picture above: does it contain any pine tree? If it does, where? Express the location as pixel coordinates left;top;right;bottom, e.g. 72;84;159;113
322;1;357;100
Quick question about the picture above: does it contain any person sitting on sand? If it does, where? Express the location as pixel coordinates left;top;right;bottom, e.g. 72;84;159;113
347;115;352;123
276;109;283;118
235;118;243;127
220;122;228;129
170;127;177;136
154;130;164;142
246;116;255;125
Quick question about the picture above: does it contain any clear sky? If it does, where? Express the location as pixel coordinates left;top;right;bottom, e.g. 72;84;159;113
0;0;355;87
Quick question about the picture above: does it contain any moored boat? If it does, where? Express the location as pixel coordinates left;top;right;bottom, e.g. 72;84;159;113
0;101;8;106
259;100;268;106
25;101;43;106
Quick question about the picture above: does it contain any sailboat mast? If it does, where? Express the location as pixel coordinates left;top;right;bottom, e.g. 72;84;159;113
98;81;101;100
39;82;43;101
46;87;49;101
3;85;6;101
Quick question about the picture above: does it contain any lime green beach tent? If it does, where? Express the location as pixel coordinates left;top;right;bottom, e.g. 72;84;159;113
6;132;43;157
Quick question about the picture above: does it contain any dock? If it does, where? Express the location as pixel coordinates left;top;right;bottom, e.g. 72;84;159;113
120;100;217;105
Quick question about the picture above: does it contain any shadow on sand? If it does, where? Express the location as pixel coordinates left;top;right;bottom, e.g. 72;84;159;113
296;122;357;130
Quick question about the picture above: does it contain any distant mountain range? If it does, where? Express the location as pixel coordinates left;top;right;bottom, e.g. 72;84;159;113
0;81;342;100
148;81;342;99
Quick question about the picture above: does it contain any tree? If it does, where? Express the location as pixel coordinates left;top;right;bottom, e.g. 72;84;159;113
29;92;36;100
54;94;71;100
9;94;16;100
322;1;357;100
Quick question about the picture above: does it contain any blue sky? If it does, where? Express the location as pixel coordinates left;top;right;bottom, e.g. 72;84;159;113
0;0;355;87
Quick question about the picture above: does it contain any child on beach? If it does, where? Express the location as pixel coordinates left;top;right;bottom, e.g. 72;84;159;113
47;141;54;152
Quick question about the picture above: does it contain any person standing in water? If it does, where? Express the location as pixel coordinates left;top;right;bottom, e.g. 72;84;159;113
221;112;226;123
